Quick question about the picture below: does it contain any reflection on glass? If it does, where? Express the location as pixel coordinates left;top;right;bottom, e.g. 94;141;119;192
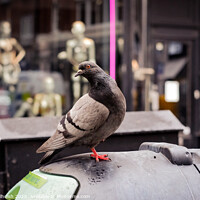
14;97;34;118
58;21;96;102
154;41;188;125
165;81;180;102
58;21;95;70
0;21;25;90
32;76;62;117
0;0;121;118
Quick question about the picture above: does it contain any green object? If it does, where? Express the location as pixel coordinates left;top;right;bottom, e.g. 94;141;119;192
5;185;20;200
22;93;31;101
5;169;79;200
22;171;47;189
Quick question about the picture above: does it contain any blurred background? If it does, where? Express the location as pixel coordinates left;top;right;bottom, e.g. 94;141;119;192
0;0;199;148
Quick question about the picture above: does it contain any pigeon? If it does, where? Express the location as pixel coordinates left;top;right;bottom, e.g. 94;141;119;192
36;61;126;164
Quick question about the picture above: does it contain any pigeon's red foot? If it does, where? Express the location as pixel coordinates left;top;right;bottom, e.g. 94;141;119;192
90;153;110;162
90;148;110;162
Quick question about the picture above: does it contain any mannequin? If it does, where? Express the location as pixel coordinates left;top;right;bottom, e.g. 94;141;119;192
32;77;62;117
0;21;25;88
14;97;34;117
58;21;96;102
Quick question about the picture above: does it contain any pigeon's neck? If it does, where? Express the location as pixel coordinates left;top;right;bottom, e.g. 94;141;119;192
88;75;122;113
87;74;110;88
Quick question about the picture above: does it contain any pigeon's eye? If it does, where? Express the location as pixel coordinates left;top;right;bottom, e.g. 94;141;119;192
86;65;91;69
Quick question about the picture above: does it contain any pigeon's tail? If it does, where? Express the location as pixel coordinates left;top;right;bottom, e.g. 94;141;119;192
36;130;67;165
38;149;62;165
39;151;54;165
36;130;66;153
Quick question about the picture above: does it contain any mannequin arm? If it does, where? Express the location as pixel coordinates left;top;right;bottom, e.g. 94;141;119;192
88;40;96;63
54;94;62;116
57;51;67;60
11;38;25;65
32;94;41;116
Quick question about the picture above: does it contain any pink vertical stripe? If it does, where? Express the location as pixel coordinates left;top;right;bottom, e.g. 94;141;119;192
110;0;116;80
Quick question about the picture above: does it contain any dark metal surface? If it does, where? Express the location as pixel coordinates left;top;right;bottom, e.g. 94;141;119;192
2;131;179;194
189;149;200;173
3;141;44;191
0;143;5;195
0;111;184;194
40;150;200;200
139;142;193;165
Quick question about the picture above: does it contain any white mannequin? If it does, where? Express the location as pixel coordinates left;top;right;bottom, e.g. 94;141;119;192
32;77;62;117
0;21;25;87
58;21;96;102
14;97;34;117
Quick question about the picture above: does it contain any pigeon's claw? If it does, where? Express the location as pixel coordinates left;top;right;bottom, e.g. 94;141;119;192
90;153;110;162
90;148;110;162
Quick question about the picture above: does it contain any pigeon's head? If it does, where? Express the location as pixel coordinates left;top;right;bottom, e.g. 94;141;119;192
75;61;103;78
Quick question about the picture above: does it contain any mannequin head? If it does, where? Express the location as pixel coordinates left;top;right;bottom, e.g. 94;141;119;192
71;21;85;38
0;21;11;38
43;76;55;93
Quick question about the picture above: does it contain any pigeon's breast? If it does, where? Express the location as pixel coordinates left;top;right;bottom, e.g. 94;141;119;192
85;81;126;146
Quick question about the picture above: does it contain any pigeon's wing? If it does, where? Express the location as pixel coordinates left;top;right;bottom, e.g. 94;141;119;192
36;130;69;153
37;94;109;153
68;93;110;133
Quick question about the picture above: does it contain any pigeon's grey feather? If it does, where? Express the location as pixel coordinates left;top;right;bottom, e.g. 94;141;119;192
37;61;126;164
37;93;109;153
38;150;54;164
36;130;66;153
69;94;109;131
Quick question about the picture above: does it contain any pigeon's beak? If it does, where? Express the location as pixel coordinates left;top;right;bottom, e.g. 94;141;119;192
75;69;83;77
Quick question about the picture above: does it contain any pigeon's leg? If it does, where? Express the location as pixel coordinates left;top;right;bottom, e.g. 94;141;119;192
90;148;110;162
